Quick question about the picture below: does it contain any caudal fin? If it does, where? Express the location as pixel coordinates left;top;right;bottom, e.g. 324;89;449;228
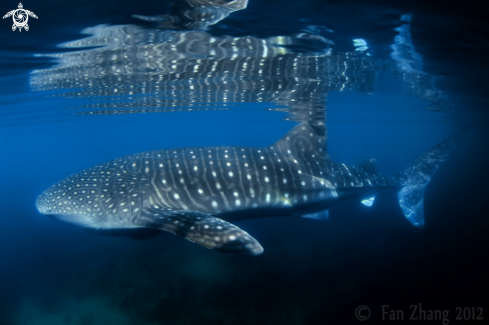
396;130;465;228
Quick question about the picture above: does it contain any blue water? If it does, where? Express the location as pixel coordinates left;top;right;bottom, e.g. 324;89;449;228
1;0;488;324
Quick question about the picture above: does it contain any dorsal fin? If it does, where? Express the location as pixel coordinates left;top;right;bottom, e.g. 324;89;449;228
358;158;377;174
271;122;329;161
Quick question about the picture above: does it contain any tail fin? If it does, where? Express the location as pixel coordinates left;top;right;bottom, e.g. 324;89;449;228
396;129;465;228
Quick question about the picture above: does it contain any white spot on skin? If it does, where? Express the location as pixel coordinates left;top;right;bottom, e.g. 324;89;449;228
229;235;236;240
198;189;203;194
212;201;218;207
235;200;241;206
265;177;269;182
229;172;233;177
194;166;198;171
266;194;271;202
174;194;180;199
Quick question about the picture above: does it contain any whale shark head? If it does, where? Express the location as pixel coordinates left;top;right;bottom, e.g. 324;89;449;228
35;162;144;231
36;180;102;228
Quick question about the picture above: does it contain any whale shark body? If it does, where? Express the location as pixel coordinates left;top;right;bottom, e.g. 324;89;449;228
36;123;462;256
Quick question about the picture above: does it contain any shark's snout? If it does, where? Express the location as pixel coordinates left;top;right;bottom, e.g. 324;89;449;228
36;189;52;215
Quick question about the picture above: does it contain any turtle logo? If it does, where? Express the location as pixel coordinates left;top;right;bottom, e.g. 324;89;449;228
3;3;38;32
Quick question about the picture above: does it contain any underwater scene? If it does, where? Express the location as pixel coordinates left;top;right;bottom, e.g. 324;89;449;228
1;0;488;324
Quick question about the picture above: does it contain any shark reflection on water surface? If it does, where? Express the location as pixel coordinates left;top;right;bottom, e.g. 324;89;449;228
31;0;447;118
34;0;459;255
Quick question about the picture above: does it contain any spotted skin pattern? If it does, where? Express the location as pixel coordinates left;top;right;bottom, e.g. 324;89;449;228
36;123;462;255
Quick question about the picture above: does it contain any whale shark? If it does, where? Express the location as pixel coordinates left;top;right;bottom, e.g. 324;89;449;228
36;123;463;256
34;0;460;256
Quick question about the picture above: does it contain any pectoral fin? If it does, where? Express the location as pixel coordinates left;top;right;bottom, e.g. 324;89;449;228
138;206;263;256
